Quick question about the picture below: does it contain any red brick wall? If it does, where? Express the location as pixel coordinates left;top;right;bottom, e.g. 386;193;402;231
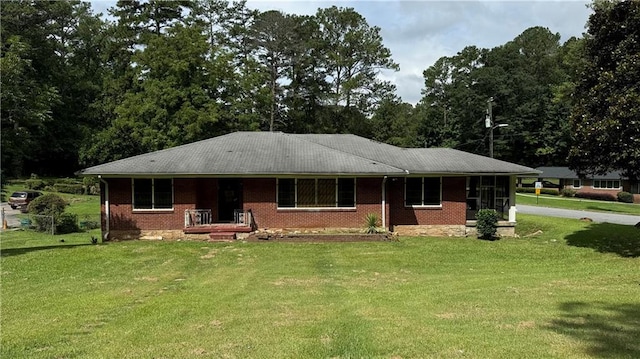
104;176;468;232
106;178;215;231
388;176;467;226
243;178;386;229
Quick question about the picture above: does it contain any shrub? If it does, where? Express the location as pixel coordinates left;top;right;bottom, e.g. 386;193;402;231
617;191;634;203
25;179;46;190
560;188;577;197
53;183;84;195
27;193;68;217
515;187;559;195
476;209;499;240
56;213;79;234
55;177;81;185
83;176;100;195
574;192;617;202
365;213;379;234
27;194;68;232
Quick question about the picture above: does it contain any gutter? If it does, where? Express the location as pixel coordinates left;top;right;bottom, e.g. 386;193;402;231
98;176;109;240
381;176;387;230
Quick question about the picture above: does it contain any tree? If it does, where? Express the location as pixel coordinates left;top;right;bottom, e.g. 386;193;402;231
315;6;399;131
1;0;106;176
569;0;640;179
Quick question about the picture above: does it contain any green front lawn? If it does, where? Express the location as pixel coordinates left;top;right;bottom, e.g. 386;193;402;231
1;215;639;358
517;193;640;215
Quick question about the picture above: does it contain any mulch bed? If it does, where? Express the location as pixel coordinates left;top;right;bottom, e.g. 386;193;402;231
244;233;395;242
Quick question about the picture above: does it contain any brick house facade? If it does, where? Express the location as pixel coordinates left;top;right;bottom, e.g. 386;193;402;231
83;132;538;240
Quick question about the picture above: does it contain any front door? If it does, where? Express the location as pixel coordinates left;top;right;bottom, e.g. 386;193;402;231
218;179;242;222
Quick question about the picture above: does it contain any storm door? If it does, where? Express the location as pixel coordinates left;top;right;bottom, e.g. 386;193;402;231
218;179;242;222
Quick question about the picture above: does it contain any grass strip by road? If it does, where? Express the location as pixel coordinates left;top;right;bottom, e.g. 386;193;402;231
517;193;640;216
1;214;639;358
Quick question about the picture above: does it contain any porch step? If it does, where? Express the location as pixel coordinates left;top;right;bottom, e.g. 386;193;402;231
208;232;236;241
183;225;252;234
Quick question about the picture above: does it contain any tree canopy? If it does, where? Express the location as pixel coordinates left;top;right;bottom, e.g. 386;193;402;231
1;0;637;182
568;0;640;179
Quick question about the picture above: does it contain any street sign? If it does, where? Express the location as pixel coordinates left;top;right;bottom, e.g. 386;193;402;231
534;181;542;204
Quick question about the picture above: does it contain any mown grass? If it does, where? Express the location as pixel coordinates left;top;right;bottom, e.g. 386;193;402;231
1;214;639;358
517;193;640;215
2;180;100;219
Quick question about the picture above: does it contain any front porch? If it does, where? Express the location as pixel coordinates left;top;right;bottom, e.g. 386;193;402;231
184;209;255;240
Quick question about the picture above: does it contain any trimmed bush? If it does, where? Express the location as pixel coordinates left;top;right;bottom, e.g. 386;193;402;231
617;191;634;203
575;192;617;202
56;213;79;234
25;179;46;190
55;178;81;185
560;188;577;197
476;209;499;240
516;187;559;195
53;183;84;195
27;194;68;232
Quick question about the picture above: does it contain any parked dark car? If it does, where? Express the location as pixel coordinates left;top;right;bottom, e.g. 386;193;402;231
9;190;42;211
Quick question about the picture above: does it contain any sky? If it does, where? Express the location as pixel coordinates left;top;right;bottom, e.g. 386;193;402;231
90;0;592;105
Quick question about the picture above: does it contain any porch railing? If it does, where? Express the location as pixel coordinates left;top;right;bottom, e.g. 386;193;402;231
184;209;213;227
184;209;255;228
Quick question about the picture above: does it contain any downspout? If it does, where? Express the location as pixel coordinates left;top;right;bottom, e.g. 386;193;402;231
99;176;109;240
382;176;388;230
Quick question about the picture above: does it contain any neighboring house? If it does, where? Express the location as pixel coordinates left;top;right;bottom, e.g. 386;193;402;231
78;132;539;240
528;166;640;203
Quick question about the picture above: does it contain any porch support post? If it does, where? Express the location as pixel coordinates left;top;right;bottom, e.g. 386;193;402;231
509;175;517;222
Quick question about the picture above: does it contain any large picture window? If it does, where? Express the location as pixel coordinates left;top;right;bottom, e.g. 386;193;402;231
405;177;441;206
277;178;355;208
133;178;173;210
592;180;620;189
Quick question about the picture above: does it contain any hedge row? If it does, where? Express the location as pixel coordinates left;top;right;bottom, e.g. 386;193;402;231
24;176;99;195
515;187;560;195
574;192;617;202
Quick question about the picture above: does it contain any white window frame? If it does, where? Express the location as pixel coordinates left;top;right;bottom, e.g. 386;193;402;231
132;178;174;211
592;179;621;190
572;179;582;189
276;178;356;210
404;177;442;208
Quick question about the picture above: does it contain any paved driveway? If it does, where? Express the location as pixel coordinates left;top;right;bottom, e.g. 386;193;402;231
517;204;640;226
0;202;21;229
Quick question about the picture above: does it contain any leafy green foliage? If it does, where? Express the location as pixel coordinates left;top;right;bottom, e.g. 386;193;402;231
475;209;499;239
27;193;68;232
516;187;559;195
569;1;640;179
364;213;379;234
574;192;616;202
56;213;79;234
560;188;577;197
617;191;634;204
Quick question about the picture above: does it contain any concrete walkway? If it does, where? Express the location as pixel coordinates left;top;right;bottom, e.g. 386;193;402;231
517;204;640;226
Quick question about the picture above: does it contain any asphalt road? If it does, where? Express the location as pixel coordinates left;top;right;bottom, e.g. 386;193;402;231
517;204;640;226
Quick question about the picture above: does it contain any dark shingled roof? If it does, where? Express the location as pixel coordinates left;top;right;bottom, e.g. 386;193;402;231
535;166;624;180
78;132;540;177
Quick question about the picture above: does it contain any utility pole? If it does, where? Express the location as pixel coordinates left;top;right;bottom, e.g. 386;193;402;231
485;97;507;158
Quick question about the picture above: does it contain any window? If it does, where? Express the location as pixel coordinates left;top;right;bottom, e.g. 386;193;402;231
592;180;620;189
277;178;355;208
405;177;441;206
133;178;173;210
572;179;581;188
631;182;640;194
